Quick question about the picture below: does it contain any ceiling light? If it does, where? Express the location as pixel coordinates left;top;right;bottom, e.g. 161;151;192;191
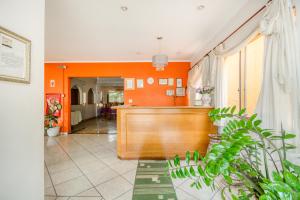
121;6;128;11
197;5;205;11
152;36;168;71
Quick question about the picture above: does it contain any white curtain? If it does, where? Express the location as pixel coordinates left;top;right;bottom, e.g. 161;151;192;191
255;0;300;148
187;56;210;105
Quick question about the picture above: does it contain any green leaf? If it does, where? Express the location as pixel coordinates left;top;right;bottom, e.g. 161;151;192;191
186;151;191;165
230;106;236;114
284;171;300;191
189;166;196;177
238;108;246;116
197;165;205;176
167;160;173;168
184;167;190;177
171;170;176;179
193;151;199;164
254;119;262;127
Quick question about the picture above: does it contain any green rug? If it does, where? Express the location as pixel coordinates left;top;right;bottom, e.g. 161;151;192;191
133;160;177;200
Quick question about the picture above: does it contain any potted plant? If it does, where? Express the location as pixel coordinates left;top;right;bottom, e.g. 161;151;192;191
168;106;300;199
45;99;62;137
199;86;214;106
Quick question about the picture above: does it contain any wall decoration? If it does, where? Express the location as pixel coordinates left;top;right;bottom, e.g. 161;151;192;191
168;78;174;86
0;26;31;83
159;78;168;85
50;80;55;88
125;78;135;90
176;78;183;87
46;93;62;117
136;79;144;88
166;89;175;96
176;87;186;97
147;77;154;85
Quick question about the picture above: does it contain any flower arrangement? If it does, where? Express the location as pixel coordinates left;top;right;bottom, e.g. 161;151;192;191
197;86;214;94
45;97;62;129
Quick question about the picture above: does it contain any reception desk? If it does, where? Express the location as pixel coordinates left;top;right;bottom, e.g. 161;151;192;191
115;106;217;159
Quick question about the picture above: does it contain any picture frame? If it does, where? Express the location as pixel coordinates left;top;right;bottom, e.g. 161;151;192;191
136;79;144;88
166;89;175;96
176;87;186;97
159;78;168;85
0;26;31;83
125;78;135;90
176;78;183;87
168;78;174;86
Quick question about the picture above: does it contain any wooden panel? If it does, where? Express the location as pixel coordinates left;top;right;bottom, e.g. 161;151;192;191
117;107;216;159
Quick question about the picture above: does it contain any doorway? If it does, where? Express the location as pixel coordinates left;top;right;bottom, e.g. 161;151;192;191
70;77;124;134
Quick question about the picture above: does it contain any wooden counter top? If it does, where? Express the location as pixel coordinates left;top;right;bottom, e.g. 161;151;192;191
116;106;217;159
113;105;214;109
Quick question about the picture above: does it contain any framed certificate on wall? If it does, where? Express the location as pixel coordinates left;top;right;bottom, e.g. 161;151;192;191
176;87;185;97
0;26;31;83
176;78;183;87
125;78;135;90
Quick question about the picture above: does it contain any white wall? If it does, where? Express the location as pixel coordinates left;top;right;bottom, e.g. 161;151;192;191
0;0;45;200
297;1;300;48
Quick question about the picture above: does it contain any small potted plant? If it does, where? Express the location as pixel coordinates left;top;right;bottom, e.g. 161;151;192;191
45;98;62;137
199;86;214;106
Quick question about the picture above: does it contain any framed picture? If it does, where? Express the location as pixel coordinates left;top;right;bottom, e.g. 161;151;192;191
125;78;135;90
50;80;55;88
168;78;174;86
46;94;62;117
136;79;144;88
0;26;31;83
176;78;183;87
159;78;168;85
176;87;186;97
166;89;175;96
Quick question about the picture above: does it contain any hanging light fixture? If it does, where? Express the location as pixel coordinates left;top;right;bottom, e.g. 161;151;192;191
152;36;168;71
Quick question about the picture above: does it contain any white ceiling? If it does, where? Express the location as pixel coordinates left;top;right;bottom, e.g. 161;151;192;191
45;0;252;62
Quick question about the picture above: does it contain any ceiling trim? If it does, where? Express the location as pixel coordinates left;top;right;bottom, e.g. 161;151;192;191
44;60;191;64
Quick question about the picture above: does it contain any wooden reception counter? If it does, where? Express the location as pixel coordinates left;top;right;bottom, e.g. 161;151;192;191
114;106;216;159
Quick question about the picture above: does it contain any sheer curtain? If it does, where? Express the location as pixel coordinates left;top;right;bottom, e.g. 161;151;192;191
187;56;210;105
255;0;300;149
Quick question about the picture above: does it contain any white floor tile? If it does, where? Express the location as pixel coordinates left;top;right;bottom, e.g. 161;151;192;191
77;188;101;197
85;166;119;186
121;169;136;185
51;167;83;185
96;176;132;200
78;160;107;175
54;176;93;196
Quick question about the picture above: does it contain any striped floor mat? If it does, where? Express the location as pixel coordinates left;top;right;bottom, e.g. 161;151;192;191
133;160;177;200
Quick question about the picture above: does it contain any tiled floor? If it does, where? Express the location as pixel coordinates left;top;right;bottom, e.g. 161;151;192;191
71;118;117;134
44;134;222;200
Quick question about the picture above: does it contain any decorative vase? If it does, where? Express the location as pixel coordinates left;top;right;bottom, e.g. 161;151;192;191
202;94;212;106
194;93;203;106
47;126;60;137
207;134;221;153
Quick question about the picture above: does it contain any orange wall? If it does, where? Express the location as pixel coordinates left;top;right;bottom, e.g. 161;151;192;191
44;62;190;133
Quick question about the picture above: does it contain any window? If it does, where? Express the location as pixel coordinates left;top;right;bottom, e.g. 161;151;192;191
108;91;124;103
88;88;94;104
71;86;80;105
224;35;264;114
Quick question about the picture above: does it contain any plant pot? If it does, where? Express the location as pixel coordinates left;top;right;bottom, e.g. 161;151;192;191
202;94;212;106
47;126;60;137
194;93;203;106
207;134;221;152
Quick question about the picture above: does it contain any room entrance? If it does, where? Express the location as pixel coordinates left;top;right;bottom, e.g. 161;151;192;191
70;77;124;134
